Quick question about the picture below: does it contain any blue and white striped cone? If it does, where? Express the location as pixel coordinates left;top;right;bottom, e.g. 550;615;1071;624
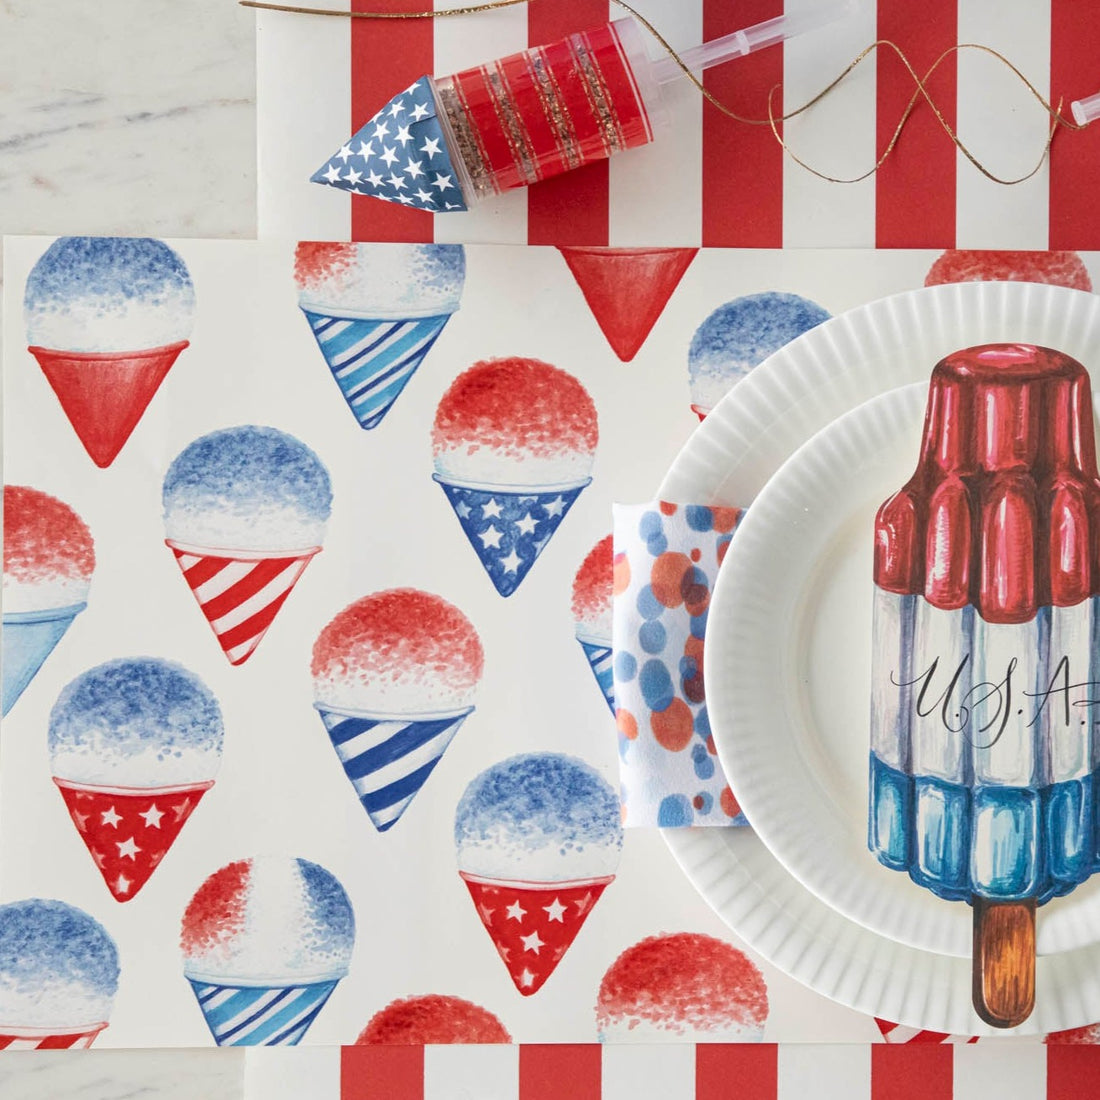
2;604;85;716
576;633;615;715
433;476;590;597
187;976;340;1046
316;704;472;832
301;308;452;430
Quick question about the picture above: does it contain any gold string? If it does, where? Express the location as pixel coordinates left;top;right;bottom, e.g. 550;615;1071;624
239;0;1086;186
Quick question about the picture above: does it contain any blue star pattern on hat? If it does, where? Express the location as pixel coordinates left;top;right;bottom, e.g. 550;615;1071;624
312;80;468;212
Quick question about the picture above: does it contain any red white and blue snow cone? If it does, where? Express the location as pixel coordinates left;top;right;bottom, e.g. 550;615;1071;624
1;604;85;716
187;977;340;1046
300;309;452;430
316;704;472;832
576;635;615;715
434;477;589;597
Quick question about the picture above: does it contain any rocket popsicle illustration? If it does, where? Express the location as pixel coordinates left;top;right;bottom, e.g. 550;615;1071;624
572;535;615;715
455;753;622;996
356;995;511;1044
294;242;465;429
869;343;1100;1028
433;357;598;597
2;485;95;716
688;292;830;419
49;658;223;902
181;856;355;1046
0;899;119;1049
596;932;768;1042
311;589;483;833
312;8;852;210
24;237;195;467
163;426;332;665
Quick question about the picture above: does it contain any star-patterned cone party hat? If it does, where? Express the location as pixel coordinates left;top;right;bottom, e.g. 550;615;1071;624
163;427;332;665
572;535;616;715
0;900;119;1047
295;243;465;430
454;754;622;996
49;659;223;902
181;857;355;1046
560;248;697;362
24;238;195;467
2;486;95;716
432;358;598;597
312;589;483;833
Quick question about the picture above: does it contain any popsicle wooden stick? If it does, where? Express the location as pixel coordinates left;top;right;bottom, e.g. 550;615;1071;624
972;898;1035;1028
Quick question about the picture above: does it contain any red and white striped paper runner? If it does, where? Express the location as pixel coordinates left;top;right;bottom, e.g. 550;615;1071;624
257;0;1100;249
247;1042;1100;1099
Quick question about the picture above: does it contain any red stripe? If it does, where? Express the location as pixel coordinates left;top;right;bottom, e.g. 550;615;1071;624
519;1045;600;1100
34;1032;87;1050
179;552;231;588
696;1044;778;1100
1049;0;1100;249
871;1044;953;1100
1048;1045;1100;1100
216;585;297;657
701;0;784;248
198;558;299;623
526;0;610;246
341;1045;424;1100
875;0;957;247
350;0;434;243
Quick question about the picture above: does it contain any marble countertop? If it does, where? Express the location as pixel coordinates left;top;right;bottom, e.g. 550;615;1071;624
1;0;254;1094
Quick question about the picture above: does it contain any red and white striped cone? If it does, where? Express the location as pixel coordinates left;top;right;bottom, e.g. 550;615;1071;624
874;1018;979;1044
0;1022;107;1050
166;540;320;665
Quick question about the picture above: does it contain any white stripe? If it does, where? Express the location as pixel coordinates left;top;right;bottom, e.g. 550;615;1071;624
348;723;460;795
330;324;403;373
332;720;403;762
315;318;353;343
199;985;240;1013
245;1048;340;1100
364;793;414;830
432;0;529;245
602;1044;695;1100
424;1043;518;1100
193;560;256;603
956;0;1051;248
177;553;201;570
782;0;877;247
609;0;700;246
208;560;305;635
256;5;351;239
209;988;292;1039
953;1043;1046;1100
779;1044;870;1100
1046;602;1093;784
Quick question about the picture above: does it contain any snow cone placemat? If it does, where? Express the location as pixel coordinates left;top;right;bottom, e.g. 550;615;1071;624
4;237;1100;1047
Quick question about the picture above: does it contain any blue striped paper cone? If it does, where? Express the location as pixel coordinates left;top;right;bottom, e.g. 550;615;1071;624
576;634;615;715
187;976;339;1046
433;476;589;597
316;704;472;832
301;308;452;430
2;604;85;716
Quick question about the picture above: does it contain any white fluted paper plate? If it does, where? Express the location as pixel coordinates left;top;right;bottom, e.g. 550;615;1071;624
659;281;1100;1036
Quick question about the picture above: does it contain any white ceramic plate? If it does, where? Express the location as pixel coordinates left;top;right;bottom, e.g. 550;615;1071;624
660;280;1100;1035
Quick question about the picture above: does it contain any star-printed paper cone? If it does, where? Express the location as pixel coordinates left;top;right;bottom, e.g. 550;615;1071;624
576;636;615;715
28;341;187;468
187;977;340;1046
301;309;452;429
167;541;320;665
559;247;697;362
317;705;472;833
54;778;213;902
0;1023;107;1050
434;476;588;597
459;871;613;996
1;605;85;716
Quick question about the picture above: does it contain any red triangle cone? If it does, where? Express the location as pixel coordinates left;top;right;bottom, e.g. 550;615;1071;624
559;248;697;362
28;341;187;467
460;871;613;995
54;778;213;901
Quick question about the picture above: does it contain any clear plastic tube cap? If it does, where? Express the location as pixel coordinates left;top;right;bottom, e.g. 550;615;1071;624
1071;90;1100;126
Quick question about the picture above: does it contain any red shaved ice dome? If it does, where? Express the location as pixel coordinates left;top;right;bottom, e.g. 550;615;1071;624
432;358;598;487
925;250;1092;291
597;933;768;1040
357;994;511;1044
572;535;614;640
311;589;484;714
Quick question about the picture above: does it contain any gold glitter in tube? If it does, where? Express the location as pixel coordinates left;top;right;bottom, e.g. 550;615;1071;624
528;49;581;173
485;61;540;187
435;74;497;198
571;35;620;156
